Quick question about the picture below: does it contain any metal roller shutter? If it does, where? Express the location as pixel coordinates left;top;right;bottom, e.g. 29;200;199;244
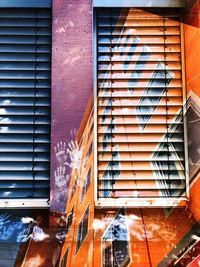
0;8;51;206
96;8;187;207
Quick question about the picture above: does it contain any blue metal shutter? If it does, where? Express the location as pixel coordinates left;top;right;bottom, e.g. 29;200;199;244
0;8;51;203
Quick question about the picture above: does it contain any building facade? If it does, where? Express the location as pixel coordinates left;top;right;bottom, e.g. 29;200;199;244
0;0;200;266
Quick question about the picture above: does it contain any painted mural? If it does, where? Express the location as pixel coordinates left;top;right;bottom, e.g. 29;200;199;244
101;209;131;266
3;1;199;267
51;130;83;212
51;0;92;213
0;212;55;244
58;4;200;267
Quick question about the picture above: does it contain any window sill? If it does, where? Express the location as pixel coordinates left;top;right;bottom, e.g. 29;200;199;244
95;197;188;208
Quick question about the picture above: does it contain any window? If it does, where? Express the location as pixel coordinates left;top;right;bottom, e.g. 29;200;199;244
187;91;200;184
94;8;188;207
66;206;74;235
87;121;93;141
76;205;89;253
60;247;69;267
0;5;51;207
70;174;78;200
86;142;93;160
102;210;130;267
81;168;92;202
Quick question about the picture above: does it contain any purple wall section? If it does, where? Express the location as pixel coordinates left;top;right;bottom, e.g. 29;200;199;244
50;0;93;212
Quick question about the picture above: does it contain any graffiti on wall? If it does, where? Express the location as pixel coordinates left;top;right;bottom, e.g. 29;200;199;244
0;213;31;242
51;129;85;212
102;210;131;267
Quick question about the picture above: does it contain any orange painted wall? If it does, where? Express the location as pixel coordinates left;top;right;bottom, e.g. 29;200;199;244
93;208;194;267
58;3;200;267
184;1;200;97
184;0;200;221
59;105;95;267
59;99;196;266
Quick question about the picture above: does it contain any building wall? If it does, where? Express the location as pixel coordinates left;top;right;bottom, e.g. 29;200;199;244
54;1;200;266
59;102;196;266
59;105;94;267
51;0;93;212
93;208;194;267
184;0;200;221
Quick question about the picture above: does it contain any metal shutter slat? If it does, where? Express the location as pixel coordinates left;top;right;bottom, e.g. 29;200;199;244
0;143;49;152
0;162;50;171
97;144;184;152
0;125;50;134
0;44;51;53
0;171;49;180
0;71;50;79
98;62;181;70
0;107;50;115
0;89;50;97
0;188;49;198
98;44;181;53
0;62;50;70
0;18;51;27
0;134;50;143
98;19;180;27
0;80;50;88
0;116;50;124
0;9;51;18
0;36;51;44
98;27;180;36
0;98;50;106
0;180;49;189
98;36;181;45
0;27;51;36
0;53;50;62
98;70;182;78
0;152;50;161
98;54;181;62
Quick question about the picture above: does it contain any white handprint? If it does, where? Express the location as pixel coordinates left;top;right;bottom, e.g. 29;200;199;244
54;141;68;164
0;224;15;240
0;214;11;228
55;166;68;187
65;140;83;171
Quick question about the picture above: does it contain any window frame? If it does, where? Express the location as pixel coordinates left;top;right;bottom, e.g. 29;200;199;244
93;7;190;208
60;247;69;267
101;210;131;267
75;205;90;254
186;90;200;186
81;167;92;202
